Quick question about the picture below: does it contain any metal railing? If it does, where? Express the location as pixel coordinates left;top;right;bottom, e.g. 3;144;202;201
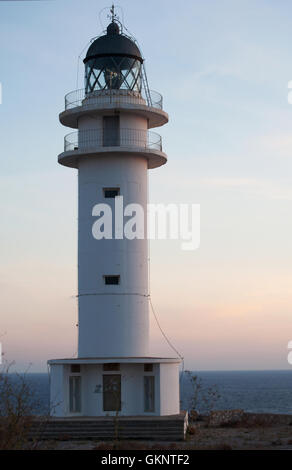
64;128;162;152
64;88;163;111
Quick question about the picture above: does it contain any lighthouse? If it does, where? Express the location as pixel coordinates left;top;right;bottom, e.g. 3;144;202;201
48;8;181;418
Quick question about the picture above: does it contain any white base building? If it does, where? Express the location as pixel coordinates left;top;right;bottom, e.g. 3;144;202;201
49;358;180;417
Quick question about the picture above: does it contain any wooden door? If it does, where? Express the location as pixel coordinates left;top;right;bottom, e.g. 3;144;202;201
103;374;121;411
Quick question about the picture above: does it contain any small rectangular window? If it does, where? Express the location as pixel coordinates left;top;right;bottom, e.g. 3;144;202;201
71;364;80;373
103;188;120;198
103;363;120;371
104;275;120;285
144;363;153;372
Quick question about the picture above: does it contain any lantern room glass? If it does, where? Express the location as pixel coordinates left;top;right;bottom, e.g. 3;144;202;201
85;55;142;94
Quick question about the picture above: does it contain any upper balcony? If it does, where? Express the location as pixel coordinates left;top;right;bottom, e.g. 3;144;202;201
58;127;167;170
59;89;169;130
65;88;163;110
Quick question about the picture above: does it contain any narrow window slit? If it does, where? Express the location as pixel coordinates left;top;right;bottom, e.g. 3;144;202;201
104;275;120;285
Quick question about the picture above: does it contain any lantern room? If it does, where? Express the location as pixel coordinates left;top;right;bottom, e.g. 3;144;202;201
84;20;143;94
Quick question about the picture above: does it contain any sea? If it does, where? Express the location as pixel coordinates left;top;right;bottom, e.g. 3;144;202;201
12;370;292;415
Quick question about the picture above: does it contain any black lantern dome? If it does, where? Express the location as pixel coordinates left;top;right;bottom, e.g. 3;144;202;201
84;21;143;94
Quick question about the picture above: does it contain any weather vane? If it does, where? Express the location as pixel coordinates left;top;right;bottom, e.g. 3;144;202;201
109;4;118;22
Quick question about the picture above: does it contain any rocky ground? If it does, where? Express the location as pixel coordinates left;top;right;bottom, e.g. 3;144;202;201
33;411;292;450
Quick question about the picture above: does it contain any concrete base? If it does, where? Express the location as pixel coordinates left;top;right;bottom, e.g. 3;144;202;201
48;357;181;418
29;412;188;441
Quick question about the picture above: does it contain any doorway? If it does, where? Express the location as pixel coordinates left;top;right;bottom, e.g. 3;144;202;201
103;374;121;412
103;116;120;146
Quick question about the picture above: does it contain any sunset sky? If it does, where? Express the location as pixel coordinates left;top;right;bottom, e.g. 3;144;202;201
1;0;292;372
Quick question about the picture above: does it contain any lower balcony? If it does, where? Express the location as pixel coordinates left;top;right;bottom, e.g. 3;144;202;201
58;128;167;170
64;128;162;152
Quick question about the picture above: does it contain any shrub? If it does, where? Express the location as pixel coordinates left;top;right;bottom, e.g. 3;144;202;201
0;363;40;449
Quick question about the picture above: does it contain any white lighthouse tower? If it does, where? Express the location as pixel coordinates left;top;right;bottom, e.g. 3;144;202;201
48;8;181;418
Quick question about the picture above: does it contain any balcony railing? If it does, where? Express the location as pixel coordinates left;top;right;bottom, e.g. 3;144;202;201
64;88;163;111
64;128;162;153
